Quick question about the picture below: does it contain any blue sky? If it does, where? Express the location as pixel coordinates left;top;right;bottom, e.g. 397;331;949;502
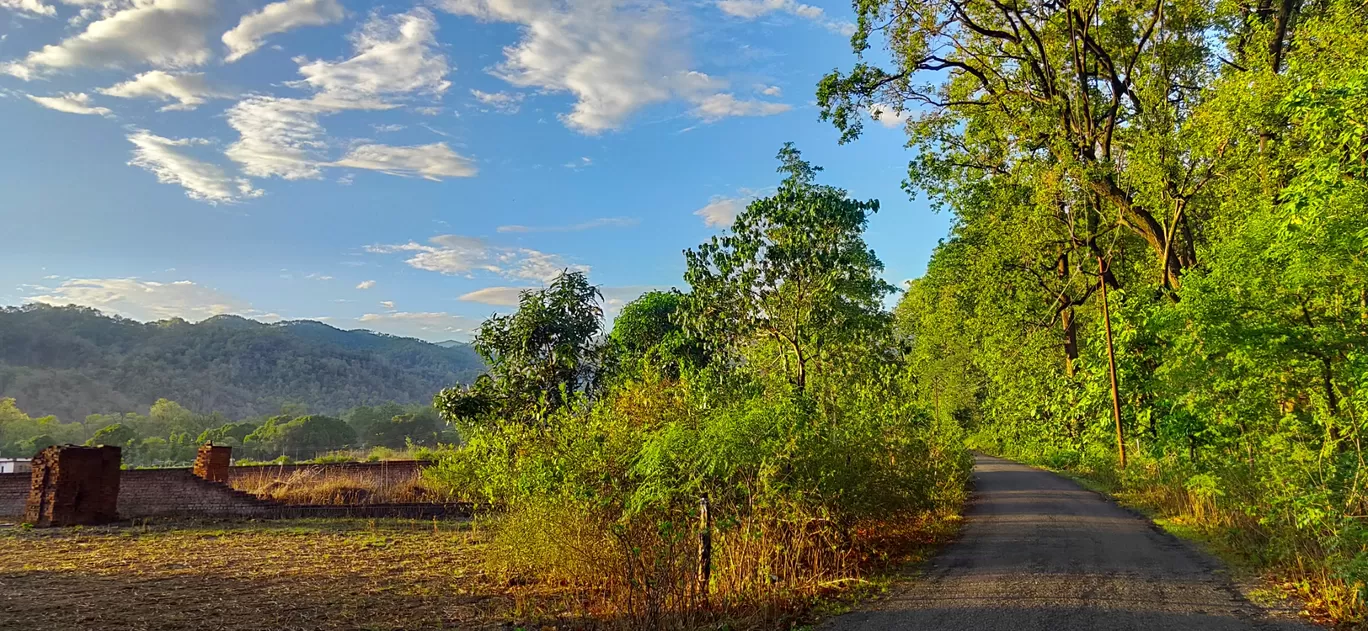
0;0;947;342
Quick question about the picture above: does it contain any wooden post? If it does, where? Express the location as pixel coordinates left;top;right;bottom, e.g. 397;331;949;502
1098;256;1127;468
697;493;712;605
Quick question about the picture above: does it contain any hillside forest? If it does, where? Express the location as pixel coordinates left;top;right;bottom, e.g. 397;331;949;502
0;0;1365;624
0;306;484;422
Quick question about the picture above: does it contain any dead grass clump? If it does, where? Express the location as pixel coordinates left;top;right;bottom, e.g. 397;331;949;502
478;500;963;630
230;467;452;505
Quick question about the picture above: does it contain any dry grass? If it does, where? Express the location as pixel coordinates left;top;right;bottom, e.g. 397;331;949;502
0;512;962;631
0;519;509;631
230;468;453;505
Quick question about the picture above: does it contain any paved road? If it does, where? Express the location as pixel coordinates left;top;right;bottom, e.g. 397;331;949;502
822;454;1315;631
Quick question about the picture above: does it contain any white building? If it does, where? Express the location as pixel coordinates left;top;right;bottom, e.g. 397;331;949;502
0;458;32;474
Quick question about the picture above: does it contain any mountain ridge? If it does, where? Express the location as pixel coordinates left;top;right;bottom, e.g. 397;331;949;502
0;304;484;422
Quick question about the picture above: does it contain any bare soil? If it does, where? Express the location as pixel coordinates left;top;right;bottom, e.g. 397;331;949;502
0;518;509;631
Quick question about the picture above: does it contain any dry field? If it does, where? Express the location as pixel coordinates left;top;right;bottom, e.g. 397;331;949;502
0;513;961;631
0;519;512;631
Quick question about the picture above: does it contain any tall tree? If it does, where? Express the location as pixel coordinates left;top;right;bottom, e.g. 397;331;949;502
817;0;1226;292
436;271;605;427
683;144;895;392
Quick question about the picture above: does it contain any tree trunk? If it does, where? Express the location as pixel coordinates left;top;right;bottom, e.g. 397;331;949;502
1099;256;1127;468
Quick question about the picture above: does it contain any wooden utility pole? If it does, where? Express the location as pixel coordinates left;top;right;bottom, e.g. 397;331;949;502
697;493;713;605
1098;256;1127;468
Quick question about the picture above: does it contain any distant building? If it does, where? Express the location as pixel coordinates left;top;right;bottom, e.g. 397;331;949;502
0;458;32;474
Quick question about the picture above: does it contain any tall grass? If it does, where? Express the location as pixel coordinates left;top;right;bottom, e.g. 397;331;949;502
231;466;455;505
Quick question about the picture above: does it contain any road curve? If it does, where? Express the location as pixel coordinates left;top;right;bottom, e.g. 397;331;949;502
821;454;1314;631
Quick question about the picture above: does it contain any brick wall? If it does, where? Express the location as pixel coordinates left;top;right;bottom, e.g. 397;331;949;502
118;469;276;519
0;472;29;518
0;461;465;522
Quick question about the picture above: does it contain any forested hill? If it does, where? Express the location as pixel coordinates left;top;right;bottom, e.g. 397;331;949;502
0;305;485;421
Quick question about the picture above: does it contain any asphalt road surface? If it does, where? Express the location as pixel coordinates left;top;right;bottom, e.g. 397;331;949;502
822;454;1315;631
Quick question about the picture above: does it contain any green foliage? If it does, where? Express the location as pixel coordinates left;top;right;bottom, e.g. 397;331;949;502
853;0;1368;621
86;423;136;448
608;290;709;380
244;414;357;460
435;271;606;430
683;144;895;392
426;147;971;622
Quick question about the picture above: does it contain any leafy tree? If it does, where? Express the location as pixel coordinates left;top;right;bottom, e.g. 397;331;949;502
366;413;440;449
86;423;137;448
609;290;708;380
436;271;605;428
245;414;356;460
683;144;894;391
197;421;258;446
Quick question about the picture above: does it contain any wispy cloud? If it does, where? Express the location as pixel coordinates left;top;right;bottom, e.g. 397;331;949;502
366;234;586;282
497;217;637;233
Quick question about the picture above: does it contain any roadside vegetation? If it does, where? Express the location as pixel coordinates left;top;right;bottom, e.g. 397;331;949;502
817;0;1368;624
422;146;972;628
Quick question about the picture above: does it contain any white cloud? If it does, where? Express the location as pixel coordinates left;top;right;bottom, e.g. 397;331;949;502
458;286;527;306
356;279;376;289
26;92;111;116
224;9;452;181
305;273;333;280
222;0;344;63
126;130;263;204
333;142;477;180
716;0;854;35
356;311;481;341
290;9;450;100
867;103;910;129
1;0;54;17
98;70;229;111
435;0;787;133
366;234;586;282
458;284;662;322
497;217;637;233
26;278;253;322
470;88;524;114
563;156;593;169
224;96;348;180
691;92;790;121
694;193;754;228
759;84;781;96
372;123;406;132
4;0;218;80
379;300;395;309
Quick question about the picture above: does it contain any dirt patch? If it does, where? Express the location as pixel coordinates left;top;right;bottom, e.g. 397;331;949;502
0;519;509;630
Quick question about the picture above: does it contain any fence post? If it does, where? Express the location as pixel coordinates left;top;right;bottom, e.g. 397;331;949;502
697;492;712;606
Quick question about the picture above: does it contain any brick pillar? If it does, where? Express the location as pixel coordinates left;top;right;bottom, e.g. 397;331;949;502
193;444;232;483
24;445;121;527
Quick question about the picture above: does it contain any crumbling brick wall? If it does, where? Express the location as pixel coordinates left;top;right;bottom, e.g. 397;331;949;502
0;473;31;517
118;469;277;518
24;445;122;526
192;445;232;482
